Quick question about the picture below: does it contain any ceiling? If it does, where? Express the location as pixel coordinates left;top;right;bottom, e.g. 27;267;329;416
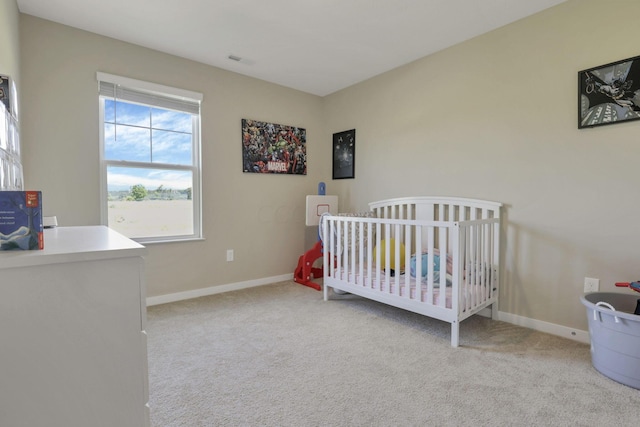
16;0;567;96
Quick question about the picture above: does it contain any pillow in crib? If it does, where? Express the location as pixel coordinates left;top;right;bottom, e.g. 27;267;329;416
410;250;453;278
410;252;441;278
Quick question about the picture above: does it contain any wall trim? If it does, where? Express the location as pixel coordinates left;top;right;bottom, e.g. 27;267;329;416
146;276;590;345
146;273;293;306
497;310;590;344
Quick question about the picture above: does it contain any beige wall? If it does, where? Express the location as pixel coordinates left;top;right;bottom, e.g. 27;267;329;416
325;0;640;330
19;14;327;298
16;0;640;332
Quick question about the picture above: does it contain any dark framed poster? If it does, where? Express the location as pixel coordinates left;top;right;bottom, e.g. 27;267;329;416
332;129;355;179
578;55;640;128
0;76;11;115
242;118;306;175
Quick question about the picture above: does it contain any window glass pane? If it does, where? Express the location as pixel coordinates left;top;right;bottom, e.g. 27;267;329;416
152;129;192;165
106;166;194;238
152;108;191;133
114;101;151;127
105;99;115;123
105;125;151;162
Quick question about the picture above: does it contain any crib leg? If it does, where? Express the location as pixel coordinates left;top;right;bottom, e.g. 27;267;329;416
451;322;459;348
323;284;329;301
491;302;499;321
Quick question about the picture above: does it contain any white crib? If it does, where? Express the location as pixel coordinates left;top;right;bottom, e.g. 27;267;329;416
322;196;502;347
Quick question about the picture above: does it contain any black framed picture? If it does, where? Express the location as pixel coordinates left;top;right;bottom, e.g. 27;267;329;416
0;76;11;115
332;129;355;179
578;55;640;128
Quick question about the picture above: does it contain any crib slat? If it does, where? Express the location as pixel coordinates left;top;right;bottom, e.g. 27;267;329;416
404;223;412;300
366;221;373;289
394;224;401;296
322;216;329;301
462;224;470;312
438;227;448;307
425;227;434;304
336;219;342;279
375;222;382;291
350;219;356;283
451;224;461;315
472;223;480;308
414;225;422;301
358;221;364;288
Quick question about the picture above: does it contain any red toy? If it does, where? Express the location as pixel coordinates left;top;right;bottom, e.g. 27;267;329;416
293;240;330;291
615;281;640;293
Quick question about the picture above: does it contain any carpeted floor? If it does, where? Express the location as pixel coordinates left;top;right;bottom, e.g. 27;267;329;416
146;281;640;426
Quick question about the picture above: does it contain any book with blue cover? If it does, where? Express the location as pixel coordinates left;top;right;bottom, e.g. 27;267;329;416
0;191;43;250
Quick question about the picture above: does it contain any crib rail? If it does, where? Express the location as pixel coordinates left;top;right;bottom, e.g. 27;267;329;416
369;196;501;223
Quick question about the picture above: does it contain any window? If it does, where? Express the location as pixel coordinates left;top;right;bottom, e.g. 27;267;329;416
97;72;203;243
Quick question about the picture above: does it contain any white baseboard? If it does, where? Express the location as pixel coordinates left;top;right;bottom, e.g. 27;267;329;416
474;307;588;344
146;273;293;306
497;310;590;344
147;277;591;345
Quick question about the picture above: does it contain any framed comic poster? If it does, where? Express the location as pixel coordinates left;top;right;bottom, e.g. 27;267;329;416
242;119;306;175
578;55;640;128
332;129;355;179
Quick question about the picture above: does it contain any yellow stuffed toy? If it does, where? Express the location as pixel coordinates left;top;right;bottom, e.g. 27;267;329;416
373;238;406;275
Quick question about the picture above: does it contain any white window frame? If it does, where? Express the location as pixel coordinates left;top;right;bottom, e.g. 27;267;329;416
97;72;203;244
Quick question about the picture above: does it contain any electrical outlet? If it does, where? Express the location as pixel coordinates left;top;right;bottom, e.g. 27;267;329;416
584;277;599;293
226;249;234;262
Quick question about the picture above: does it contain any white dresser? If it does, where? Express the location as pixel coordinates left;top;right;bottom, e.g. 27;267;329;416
0;226;150;427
